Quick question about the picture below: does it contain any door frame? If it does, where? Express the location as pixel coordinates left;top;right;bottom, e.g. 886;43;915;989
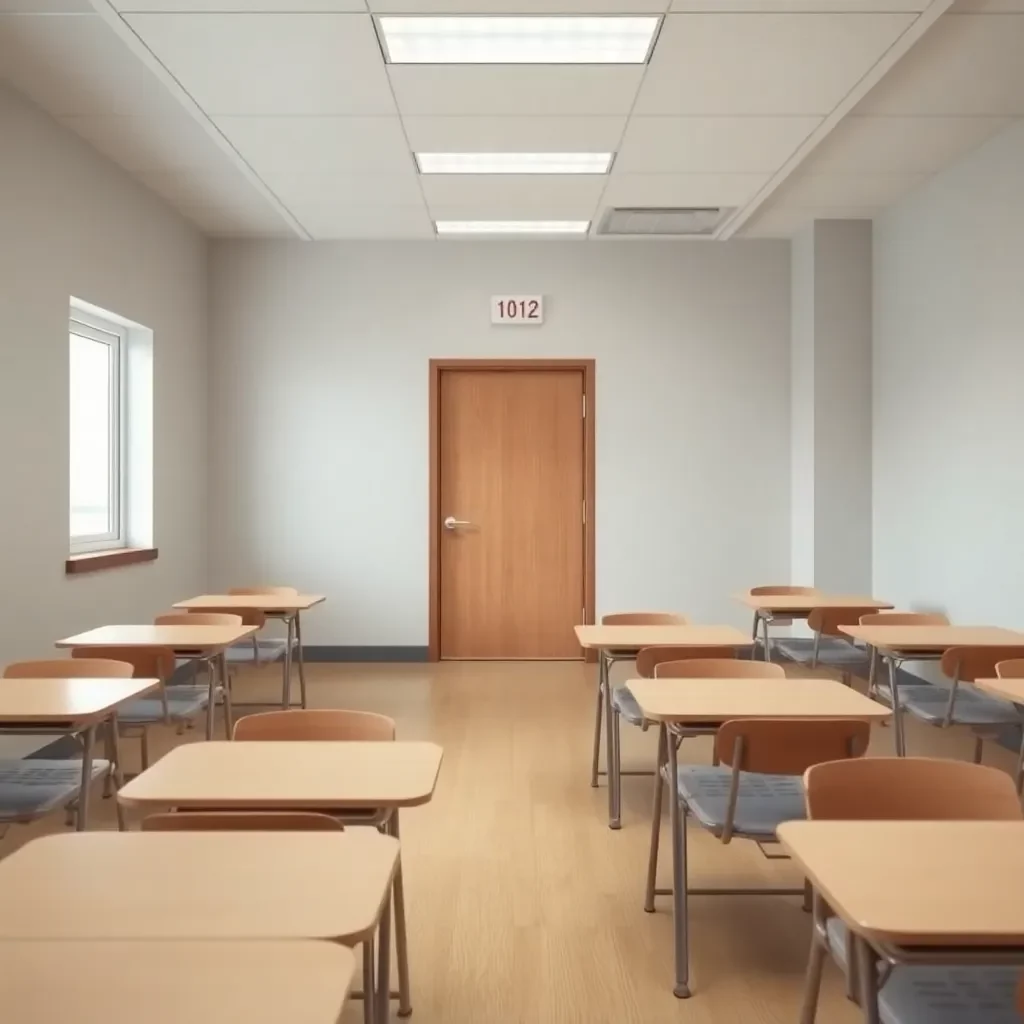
428;358;596;662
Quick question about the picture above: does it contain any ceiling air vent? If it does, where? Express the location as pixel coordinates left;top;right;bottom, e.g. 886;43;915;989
599;207;730;237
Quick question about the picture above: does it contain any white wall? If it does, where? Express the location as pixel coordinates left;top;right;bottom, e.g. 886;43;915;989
209;240;792;646
874;118;1024;625
0;84;209;660
790;225;816;584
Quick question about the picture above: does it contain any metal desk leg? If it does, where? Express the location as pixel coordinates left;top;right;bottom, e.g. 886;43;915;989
855;938;880;1024
389;811;412;1017
361;937;377;1024
107;713;127;831
204;657;218;740
887;657;907;756
644;724;667;913
762;614;772;662
604;651;620;829
590;654;604;788
295;611;308;709
751;611;760;660
667;729;690;997
1013;708;1024;794
219;653;234;739
281;615;294;709
76;724;96;831
867;646;878;699
376;866;393;1024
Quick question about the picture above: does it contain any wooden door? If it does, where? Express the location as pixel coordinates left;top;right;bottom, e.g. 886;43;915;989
437;368;586;659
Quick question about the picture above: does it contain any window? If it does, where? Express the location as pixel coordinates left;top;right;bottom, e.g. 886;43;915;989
69;310;124;552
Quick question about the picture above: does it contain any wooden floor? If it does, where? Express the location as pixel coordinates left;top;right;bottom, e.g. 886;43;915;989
3;659;1020;1023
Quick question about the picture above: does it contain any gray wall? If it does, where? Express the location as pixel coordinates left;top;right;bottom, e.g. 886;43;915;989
0;84;209;660
873;117;1024;626
208;240;793;645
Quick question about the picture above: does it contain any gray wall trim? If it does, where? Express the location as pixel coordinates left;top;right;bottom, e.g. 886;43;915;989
303;646;430;663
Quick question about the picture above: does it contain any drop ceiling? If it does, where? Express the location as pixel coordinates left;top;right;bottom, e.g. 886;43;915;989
0;0;1021;239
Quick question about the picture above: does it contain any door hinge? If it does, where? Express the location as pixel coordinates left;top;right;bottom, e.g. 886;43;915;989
582;499;586;525
582;394;586;418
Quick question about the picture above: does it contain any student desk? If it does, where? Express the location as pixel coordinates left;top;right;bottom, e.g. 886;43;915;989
574;624;752;828
118;740;444;1022
0;675;159;829
630;677;890;998
173;593;326;709
0;831;395;1024
733;592;893;662
975;675;1024;792
1;939;356;1024
777;820;1024;1024
56;624;258;741
839;624;1024;755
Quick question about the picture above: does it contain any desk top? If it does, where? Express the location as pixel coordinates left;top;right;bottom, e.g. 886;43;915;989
628;677;890;723
118;740;444;809
976;677;1024;706
575;624;751;650
174;594;326;612
777;820;1024;947
0;677;159;724
839;624;1024;652
0;832;397;943
735;593;893;613
0;940;355;1024
57;624;258;652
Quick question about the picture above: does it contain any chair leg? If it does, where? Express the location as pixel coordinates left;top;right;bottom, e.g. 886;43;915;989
644;725;667;913
1015;729;1024;795
390;812;412;1017
972;734;985;765
102;724;116;799
220;654;234;740
609;706;622;830
590;662;604;788
799;935;827;1024
140;728;150;771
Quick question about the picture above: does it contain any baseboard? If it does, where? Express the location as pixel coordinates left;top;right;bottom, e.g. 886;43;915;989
302;646;430;663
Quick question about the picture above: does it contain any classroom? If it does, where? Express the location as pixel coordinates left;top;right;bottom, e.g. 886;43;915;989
1;1;1023;1021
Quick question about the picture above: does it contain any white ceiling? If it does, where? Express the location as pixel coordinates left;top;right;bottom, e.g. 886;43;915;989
0;0;1020;239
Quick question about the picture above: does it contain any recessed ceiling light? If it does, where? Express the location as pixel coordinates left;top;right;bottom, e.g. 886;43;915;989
435;220;590;236
378;16;660;65
417;153;612;175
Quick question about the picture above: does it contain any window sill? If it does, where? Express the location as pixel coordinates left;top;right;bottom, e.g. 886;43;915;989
65;547;158;576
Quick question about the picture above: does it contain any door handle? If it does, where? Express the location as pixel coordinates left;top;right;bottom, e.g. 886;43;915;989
444;516;473;530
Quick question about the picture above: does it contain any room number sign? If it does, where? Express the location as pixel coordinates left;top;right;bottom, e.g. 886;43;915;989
491;295;544;324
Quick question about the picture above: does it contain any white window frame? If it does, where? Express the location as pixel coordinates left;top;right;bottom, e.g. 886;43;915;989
69;309;126;554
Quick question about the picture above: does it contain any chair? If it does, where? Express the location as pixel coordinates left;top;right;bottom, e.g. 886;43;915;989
747;586;818;662
649;715;870;996
995;659;1024;793
799;758;1023;1024
229;587;304;706
590;612;688;794
0;659;133;831
774;607;878;684
70;646;213;765
232;708;411;1018
858;610;950;695
154;613;241;740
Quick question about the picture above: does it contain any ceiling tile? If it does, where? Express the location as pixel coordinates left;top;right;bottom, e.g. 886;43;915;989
267;172;424;208
297;205;435;239
616;116;820;173
370;0;666;10
388;65;645;116
671;1;928;9
115;1;366;10
777;172;925;206
635;12;917;115
601;172;767;207
402;116;626;153
59;113;226;172
804;114;1014;173
215;116;411;172
124;12;396;115
856;13;1024;115
0;12;186;116
420;175;606;208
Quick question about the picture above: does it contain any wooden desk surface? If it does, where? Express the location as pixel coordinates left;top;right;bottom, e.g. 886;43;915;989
976;677;1024;706
118;740;444;809
628;677;890;723
56;624;258;652
735;593;893;613
777;820;1024;947
1;939;355;1024
0;677;160;724
839;624;1024;652
174;593;326;612
0;832;397;943
575;624;752;650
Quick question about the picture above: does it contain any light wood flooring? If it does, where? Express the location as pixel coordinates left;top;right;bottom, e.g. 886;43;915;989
3;659;1020;1023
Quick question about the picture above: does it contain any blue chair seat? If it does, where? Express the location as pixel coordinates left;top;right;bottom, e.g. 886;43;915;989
225;639;294;666
665;764;806;837
897;685;1021;727
775;636;869;667
118;693;208;725
610;685;645;725
0;759;109;822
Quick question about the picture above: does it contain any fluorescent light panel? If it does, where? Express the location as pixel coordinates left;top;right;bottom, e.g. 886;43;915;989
435;220;590;235
378;16;659;65
417;152;612;175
